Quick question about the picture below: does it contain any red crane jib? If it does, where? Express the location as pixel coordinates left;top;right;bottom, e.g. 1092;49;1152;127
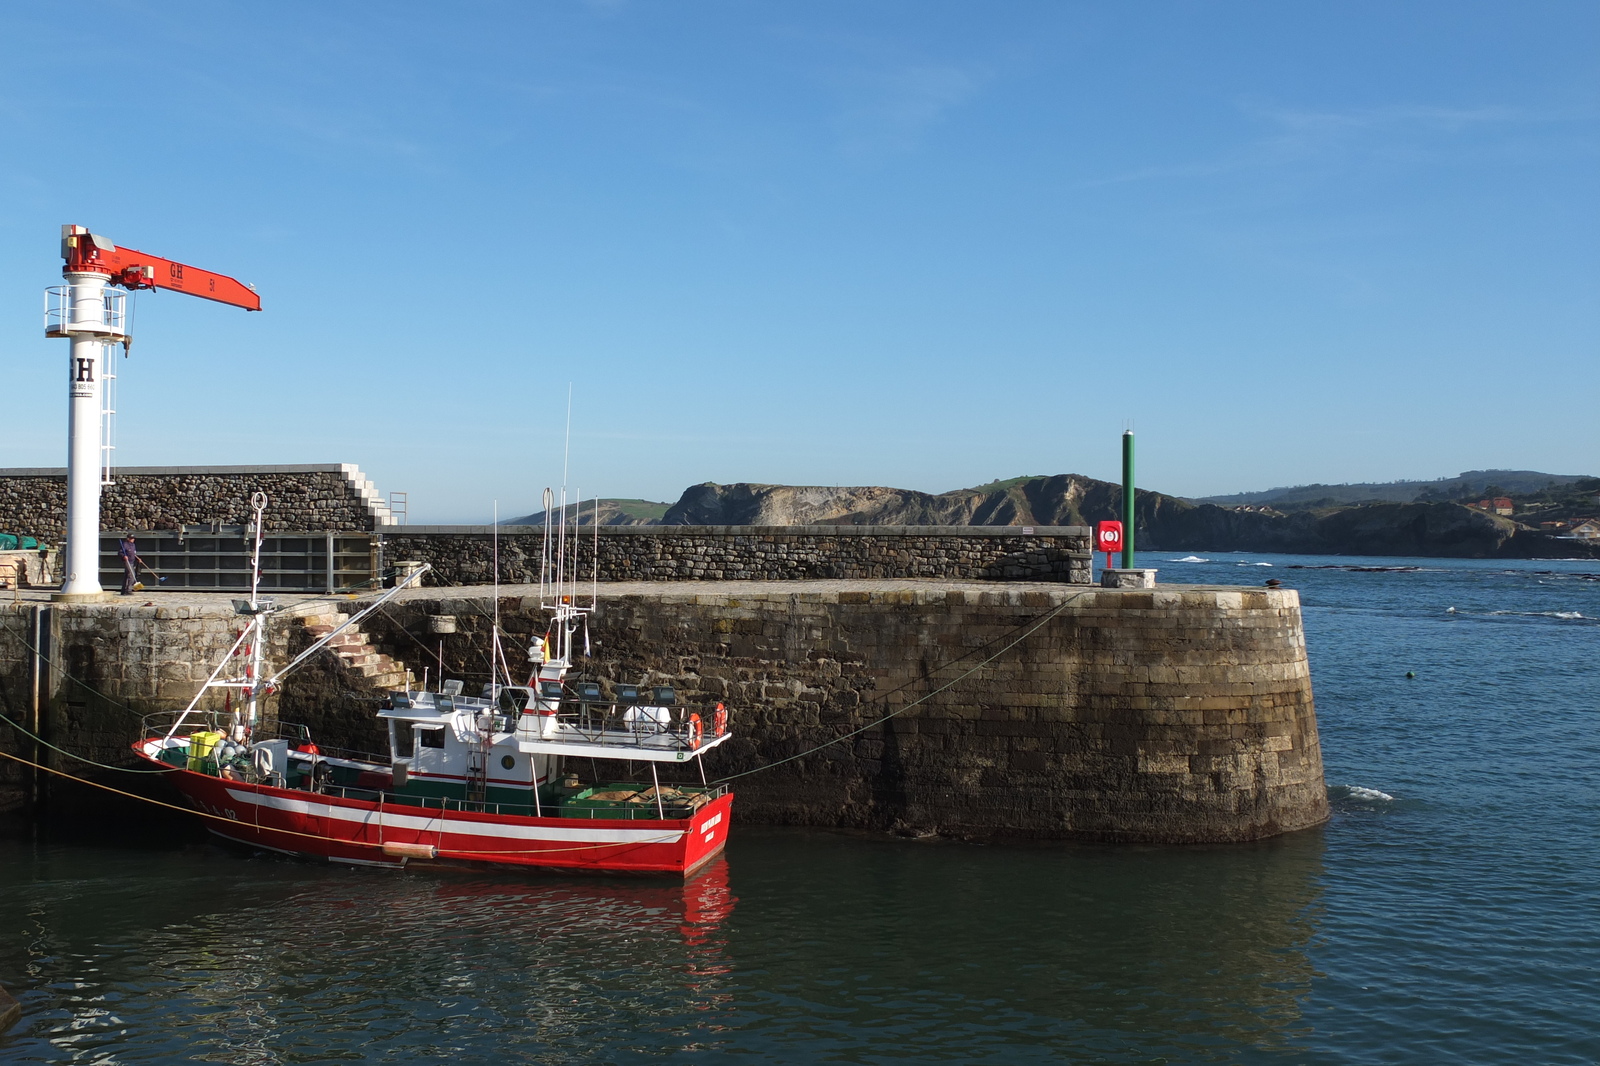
63;232;261;311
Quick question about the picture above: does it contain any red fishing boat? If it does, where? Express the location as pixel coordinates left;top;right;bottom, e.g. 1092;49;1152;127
132;491;734;876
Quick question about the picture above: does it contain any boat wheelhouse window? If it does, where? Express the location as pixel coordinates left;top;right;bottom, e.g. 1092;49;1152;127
539;681;562;700
616;685;640;705
576;682;601;702
437;695;456;714
442;679;464;696
392;695;412;710
417;724;446;749
392;720;414;756
653;686;676;706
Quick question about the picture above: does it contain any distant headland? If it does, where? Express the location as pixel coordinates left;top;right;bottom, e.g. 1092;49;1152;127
506;471;1600;560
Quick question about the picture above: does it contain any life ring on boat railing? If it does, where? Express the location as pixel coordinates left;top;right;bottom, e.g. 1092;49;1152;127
686;713;703;750
713;704;727;737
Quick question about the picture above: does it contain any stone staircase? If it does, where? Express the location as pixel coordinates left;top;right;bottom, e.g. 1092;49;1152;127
298;611;413;691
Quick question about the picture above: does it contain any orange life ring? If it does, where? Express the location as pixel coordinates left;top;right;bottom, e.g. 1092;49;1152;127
687;713;703;750
713;703;727;737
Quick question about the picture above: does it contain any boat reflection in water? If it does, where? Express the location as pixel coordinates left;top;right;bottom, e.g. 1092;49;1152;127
0;844;737;1064
3;830;1323;1063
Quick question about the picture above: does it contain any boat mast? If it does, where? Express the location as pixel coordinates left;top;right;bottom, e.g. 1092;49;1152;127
244;491;269;734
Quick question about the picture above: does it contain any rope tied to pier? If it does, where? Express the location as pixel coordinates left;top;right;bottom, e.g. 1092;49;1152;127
0;748;682;857
0;709;180;774
713;594;1082;784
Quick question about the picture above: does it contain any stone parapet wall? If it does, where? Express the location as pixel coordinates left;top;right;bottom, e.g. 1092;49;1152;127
384;525;1093;585
0;464;396;541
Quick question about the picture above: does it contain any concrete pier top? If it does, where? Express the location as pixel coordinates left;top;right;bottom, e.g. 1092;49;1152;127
4;578;1299;613
395;578;1288;605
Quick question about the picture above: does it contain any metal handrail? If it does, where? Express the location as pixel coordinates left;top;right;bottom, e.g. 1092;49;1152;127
322;782;727;820
140;713;389;767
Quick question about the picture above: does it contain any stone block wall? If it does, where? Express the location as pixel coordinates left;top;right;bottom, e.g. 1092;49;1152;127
384;526;1093;586
0;578;1328;844
364;581;1328;843
0;598;358;823
0;464;397;541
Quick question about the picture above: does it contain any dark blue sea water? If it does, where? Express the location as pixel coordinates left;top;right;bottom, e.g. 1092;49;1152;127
2;555;1597;1064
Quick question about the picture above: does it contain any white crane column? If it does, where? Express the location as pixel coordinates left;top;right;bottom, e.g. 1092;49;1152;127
59;270;111;599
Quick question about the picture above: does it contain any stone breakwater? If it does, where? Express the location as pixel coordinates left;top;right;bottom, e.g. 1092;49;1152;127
387;525;1093;585
0;580;1328;844
0;594;374;826
0;464;396;540
369;580;1328;843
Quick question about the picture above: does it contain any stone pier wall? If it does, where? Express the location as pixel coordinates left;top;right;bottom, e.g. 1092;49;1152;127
0;599;344;826
0;579;1328;844
367;581;1328;843
386;526;1093;585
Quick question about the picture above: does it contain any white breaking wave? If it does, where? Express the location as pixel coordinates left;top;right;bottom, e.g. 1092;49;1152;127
1171;556;1209;563
1344;786;1395;803
1486;609;1588;620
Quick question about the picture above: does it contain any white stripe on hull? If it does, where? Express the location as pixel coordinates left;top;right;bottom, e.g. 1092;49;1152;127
223;788;686;844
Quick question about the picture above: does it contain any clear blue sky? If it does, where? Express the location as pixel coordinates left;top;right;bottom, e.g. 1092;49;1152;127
2;2;1595;522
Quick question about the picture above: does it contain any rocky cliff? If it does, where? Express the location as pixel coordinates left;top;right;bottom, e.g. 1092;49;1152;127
657;477;1597;559
660;475;1186;528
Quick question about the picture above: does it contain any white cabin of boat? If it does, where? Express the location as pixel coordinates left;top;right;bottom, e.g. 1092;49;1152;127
376;679;732;812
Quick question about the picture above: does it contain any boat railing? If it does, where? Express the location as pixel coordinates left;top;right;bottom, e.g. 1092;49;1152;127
316;782;730;821
534;700;729;751
138;711;389;767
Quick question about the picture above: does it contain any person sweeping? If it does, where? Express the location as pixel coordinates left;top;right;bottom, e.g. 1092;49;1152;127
118;534;145;596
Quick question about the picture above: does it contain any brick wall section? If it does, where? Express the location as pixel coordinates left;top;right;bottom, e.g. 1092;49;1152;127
0;464;396;540
364;581;1328;843
385;526;1093;585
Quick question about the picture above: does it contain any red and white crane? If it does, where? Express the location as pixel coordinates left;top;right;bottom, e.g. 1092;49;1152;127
46;225;260;600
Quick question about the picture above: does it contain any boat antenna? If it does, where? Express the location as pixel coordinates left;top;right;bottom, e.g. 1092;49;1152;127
541;486;553;605
562;382;572;490
492;498;501;695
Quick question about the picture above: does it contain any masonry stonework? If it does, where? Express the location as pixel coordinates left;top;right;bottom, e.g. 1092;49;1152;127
0;580;1328;844
387;526;1093;585
365;580;1328;843
0;465;395;540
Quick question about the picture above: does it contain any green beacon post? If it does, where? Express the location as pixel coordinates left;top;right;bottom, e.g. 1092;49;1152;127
1121;430;1136;570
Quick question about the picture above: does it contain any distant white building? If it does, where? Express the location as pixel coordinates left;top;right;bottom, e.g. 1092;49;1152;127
1570;520;1600;540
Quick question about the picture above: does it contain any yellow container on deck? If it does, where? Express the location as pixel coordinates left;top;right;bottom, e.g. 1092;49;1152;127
187;730;224;772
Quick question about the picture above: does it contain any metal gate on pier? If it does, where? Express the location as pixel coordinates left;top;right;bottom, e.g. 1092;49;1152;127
99;531;378;593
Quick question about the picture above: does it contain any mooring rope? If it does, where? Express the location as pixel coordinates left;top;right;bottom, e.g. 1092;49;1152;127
713;595;1082;784
0;748;681;857
3;628;165;721
0;709;179;774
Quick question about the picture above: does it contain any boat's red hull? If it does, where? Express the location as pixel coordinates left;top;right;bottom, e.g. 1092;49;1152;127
135;745;732;877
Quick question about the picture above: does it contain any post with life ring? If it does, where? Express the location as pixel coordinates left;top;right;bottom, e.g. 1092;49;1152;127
686;712;703;750
712;703;727;737
1095;520;1123;576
